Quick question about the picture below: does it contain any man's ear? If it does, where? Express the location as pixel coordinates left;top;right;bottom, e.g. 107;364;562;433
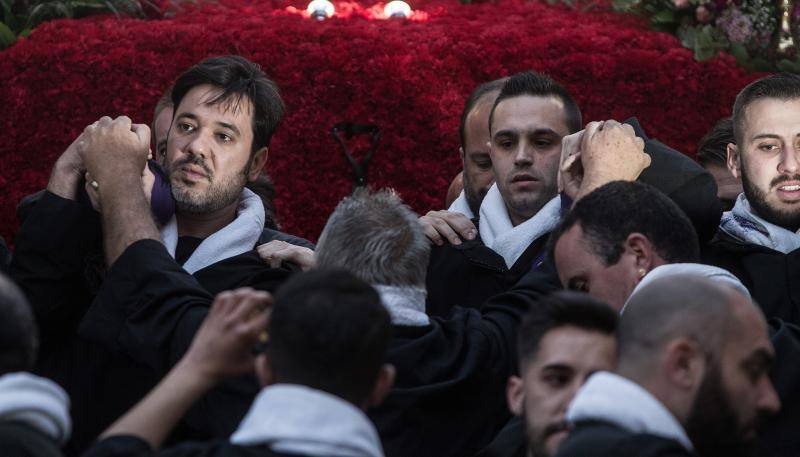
625;232;659;273
248;147;269;182
254;354;274;388
662;338;706;392
507;375;525;416
727;143;741;179
459;146;466;162
367;364;396;408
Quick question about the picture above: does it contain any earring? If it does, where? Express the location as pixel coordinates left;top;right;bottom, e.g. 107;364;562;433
638;268;647;279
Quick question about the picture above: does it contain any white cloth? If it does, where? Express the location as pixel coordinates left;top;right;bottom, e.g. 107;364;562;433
623;263;751;314
568;372;693;452
161;188;265;274
447;190;475;219
719;193;800;254
0;372;71;444
373;284;430;327
230;384;384;457
478;184;561;268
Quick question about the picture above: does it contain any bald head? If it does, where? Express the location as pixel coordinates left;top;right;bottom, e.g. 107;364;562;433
0;273;37;375
617;275;758;376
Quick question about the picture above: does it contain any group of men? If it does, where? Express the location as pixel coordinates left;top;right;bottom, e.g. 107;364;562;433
0;54;799;457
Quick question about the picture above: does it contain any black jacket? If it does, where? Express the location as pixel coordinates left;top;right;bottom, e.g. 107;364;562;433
473;416;525;457
0;422;64;457
554;421;694;457
704;231;800;325
85;435;310;457
425;118;721;317
759;319;800;457
9;192;307;455
372;257;562;457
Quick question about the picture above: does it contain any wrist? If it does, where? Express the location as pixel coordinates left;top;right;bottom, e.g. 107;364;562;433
47;162;84;200
173;357;221;392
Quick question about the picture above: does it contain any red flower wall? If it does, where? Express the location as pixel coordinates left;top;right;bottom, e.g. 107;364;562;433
0;0;760;243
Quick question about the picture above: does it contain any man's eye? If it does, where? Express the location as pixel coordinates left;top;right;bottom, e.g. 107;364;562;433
475;160;492;169
544;374;569;388
178;123;195;133
759;144;779;152
217;133;232;143
534;139;553;148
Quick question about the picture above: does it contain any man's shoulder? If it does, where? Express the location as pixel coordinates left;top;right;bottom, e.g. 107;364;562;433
257;228;315;250
556;421;694;457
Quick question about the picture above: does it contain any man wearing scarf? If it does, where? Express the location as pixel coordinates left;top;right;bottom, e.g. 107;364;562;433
705;73;800;327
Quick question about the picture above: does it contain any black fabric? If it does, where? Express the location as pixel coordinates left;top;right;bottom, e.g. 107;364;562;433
0;421;64;457
704;231;800;325
425;118;720;318
554;421;694;457
473;416;525;457
372;256;562;457
175;237;204;266
0;234;10;274
758;319;800;457
8;192;307;456
84;435;307;457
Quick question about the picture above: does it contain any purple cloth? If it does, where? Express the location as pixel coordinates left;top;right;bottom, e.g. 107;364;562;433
148;160;175;226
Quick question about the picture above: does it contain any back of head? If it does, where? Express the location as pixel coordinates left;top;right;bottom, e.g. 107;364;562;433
697;117;734;169
266;269;391;406
489;71;582;134
459;77;508;147
550;181;700;265
171;55;285;154
732;73;800;145
517;291;617;368
316;188;430;288
0;274;37;375
617;275;733;375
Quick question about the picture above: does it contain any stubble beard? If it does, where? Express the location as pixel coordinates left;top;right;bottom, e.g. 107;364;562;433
741;164;800;232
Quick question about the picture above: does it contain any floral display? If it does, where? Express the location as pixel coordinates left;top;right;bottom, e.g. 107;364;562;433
613;0;800;72
0;0;760;243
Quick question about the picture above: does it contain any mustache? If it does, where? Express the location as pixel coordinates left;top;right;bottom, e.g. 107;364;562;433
173;155;213;179
770;174;800;188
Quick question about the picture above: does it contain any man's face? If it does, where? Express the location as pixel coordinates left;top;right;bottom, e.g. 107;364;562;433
554;224;641;311
153;105;174;165
732;97;800;230
705;163;742;212
461;92;498;214
165;84;256;214
490;95;569;226
508;326;616;457
687;294;780;457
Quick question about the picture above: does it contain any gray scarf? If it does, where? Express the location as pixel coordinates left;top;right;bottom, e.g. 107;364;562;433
719;194;800;254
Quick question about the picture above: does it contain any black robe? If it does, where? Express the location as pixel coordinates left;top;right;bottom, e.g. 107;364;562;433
85;435;310;457
371;257;562;457
425;118;721;317
554;421;694;457
0;422;64;457
9;192;308;455
473;416;525;457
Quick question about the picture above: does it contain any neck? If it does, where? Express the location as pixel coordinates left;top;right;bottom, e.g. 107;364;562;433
176;200;239;238
618;366;688;427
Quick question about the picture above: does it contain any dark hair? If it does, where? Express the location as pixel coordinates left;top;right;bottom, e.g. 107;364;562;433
459;78;507;148
266;269;391;406
0;274;38;375
489;71;582;134
245;173;279;230
732;73;800;145
517;291;617;366
697;117;734;169
550;181;700;265
171;55;285;155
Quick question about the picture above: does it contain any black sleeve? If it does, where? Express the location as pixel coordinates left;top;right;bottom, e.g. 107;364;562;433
479;256;562;375
83;435;235;457
759;319;800;457
9;191;102;350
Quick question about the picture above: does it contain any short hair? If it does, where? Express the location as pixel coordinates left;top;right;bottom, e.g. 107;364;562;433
316;188;430;288
171;55;285;155
697;117;734;169
245;173;279;230
617;275;734;372
0;274;38;375
266;269;391;405
459;78;507;148
517;291;617;367
489;71;582;134
550;181;700;265
153;86;173;120
732;73;800;145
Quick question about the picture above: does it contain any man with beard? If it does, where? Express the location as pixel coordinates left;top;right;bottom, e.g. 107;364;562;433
556;275;780;457
705;73;800;326
478;292;617;457
550;180;800;457
10;56;309;454
423;71;721;316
